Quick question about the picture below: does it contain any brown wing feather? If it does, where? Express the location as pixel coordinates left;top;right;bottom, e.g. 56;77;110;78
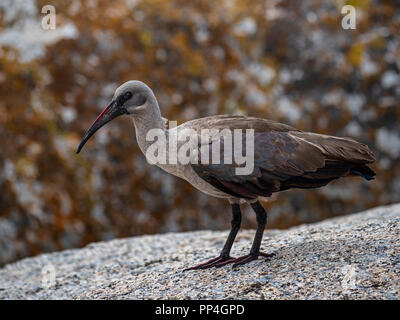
289;132;375;164
188;115;375;199
181;114;299;133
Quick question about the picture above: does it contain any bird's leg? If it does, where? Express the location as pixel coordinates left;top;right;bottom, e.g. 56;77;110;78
184;204;242;271
232;201;274;267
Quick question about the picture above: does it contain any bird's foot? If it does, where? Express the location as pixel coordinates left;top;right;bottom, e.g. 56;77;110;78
231;251;275;268
184;252;274;271
183;256;236;271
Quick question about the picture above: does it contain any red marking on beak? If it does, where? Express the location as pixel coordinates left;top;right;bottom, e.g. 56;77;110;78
92;101;113;126
76;100;122;154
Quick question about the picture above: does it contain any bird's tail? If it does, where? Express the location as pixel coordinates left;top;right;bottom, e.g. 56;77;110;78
350;165;376;181
290;131;376;182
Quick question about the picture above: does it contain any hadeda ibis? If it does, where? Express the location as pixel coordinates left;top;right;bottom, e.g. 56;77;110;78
77;80;375;270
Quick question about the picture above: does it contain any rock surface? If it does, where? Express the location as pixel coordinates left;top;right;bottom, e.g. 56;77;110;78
0;203;399;300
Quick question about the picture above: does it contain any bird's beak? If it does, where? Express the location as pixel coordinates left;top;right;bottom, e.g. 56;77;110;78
76;100;125;154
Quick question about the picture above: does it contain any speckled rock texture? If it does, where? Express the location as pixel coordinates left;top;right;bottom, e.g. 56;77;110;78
0;203;399;300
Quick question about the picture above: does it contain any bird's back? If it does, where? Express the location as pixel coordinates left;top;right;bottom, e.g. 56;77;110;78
179;114;299;133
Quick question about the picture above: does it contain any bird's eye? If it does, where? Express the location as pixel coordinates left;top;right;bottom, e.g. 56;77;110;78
117;92;132;105
124;92;132;100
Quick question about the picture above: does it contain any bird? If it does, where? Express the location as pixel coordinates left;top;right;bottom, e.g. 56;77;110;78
76;80;376;270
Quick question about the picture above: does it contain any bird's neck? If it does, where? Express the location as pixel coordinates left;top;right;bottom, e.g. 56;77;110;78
131;102;167;155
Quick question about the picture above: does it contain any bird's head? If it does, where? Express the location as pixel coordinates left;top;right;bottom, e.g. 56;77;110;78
76;80;154;153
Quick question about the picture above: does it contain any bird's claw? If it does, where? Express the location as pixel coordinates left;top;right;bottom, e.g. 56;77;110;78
232;251;274;268
183;256;236;271
183;252;274;271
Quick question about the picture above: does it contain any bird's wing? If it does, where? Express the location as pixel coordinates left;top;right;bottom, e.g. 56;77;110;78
180;114;299;133
289;131;375;164
184;115;375;199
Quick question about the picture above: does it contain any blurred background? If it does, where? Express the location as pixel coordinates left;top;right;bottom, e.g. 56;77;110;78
0;0;399;266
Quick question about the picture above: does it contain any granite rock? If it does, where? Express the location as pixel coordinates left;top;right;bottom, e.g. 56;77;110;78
0;203;399;299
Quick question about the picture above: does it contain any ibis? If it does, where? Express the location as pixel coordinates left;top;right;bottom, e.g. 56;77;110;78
77;80;375;270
